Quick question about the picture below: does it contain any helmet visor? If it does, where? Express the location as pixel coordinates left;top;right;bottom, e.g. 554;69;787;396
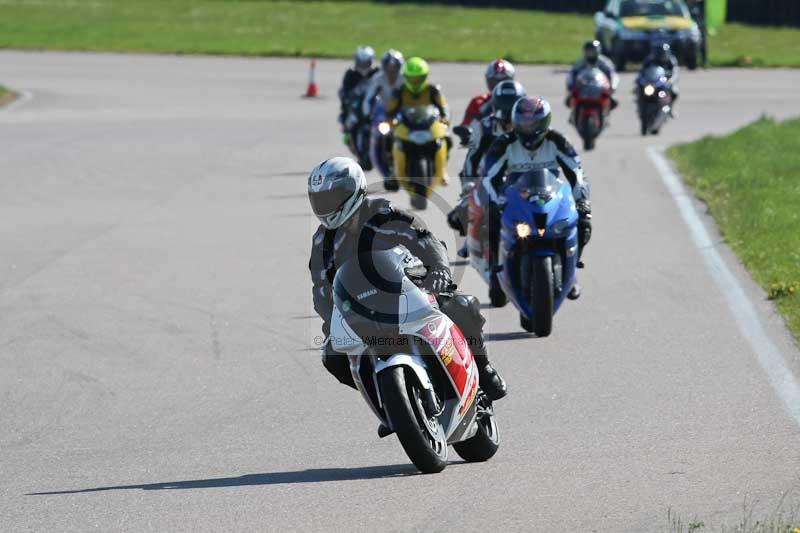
385;63;401;84
516;113;551;149
405;75;427;93
355;58;372;73
308;179;358;218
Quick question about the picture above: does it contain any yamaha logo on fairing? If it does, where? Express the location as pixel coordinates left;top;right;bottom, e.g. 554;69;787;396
356;288;378;301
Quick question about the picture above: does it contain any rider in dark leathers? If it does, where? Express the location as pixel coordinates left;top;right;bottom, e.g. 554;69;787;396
448;80;526;258
308;157;507;403
566;40;619;110
640;43;680;100
338;46;380;148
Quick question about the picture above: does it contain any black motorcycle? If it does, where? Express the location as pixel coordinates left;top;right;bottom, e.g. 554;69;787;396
636;65;673;136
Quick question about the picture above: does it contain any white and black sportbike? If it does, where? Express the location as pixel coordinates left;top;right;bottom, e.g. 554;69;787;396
329;246;499;473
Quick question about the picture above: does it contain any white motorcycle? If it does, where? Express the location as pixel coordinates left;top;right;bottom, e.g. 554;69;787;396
329;246;499;473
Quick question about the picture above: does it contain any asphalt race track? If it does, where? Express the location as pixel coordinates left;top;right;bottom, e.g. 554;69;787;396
1;51;799;532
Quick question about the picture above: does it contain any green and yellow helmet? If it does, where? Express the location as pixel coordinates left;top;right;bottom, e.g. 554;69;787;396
403;57;429;95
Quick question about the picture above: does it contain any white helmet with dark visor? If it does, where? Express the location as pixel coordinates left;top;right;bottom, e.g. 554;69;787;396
308;157;367;229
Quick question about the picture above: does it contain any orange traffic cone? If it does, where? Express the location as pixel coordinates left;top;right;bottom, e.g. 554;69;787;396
304;58;319;98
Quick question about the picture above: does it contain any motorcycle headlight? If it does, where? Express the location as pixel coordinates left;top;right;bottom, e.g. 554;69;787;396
515;222;532;239
377;121;391;135
644;85;655;96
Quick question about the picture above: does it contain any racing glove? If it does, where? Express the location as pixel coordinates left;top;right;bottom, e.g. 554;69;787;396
424;267;453;294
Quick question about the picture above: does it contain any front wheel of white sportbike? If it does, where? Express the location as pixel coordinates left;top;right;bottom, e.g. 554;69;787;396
379;367;448;473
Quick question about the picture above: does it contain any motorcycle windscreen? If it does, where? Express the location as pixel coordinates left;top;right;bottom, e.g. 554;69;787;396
402;105;439;129
511;169;563;205
576;68;608;98
640;65;669;87
332;248;435;341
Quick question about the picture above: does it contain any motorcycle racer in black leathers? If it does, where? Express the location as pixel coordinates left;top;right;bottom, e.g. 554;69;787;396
308;157;508;404
566;40;619;109
448;80;526;258
338;46;380;159
639;43;680;101
482;96;592;299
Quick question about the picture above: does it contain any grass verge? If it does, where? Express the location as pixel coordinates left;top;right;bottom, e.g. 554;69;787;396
668;117;800;340
667;500;799;532
0;1;798;67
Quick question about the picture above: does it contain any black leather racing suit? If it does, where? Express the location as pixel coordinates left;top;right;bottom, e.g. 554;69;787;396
566;55;620;93
309;197;492;389
338;67;379;127
639;54;680;99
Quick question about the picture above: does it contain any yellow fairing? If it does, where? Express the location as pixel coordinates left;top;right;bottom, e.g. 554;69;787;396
393;122;410;141
392;114;450;192
429;120;448;140
621;16;693;30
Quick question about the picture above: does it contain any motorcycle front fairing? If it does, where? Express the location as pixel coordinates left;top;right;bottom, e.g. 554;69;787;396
497;172;579;319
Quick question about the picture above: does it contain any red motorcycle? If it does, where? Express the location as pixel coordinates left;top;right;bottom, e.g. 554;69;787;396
569;68;612;151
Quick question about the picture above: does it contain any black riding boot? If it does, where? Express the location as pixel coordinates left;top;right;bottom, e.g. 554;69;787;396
322;340;356;389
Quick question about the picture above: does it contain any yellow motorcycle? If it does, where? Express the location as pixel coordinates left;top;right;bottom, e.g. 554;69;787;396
393;105;450;210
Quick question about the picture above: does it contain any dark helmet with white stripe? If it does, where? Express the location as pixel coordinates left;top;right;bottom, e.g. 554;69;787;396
512;96;552;150
491;80;526;123
308;157;366;229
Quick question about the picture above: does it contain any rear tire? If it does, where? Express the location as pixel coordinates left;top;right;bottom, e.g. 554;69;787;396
583;135;595;151
611;38;627;71
530;256;554;337
379;367;448;474
452;396;499;463
384;178;399;191
489;272;507;307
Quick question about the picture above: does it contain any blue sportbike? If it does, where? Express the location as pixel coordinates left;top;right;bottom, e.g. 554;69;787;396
497;169;579;336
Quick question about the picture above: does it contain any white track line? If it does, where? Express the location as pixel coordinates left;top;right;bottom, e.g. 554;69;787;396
647;146;800;426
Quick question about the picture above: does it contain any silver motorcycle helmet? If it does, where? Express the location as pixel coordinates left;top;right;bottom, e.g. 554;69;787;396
354;45;375;75
308;157;367;229
381;49;404;85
